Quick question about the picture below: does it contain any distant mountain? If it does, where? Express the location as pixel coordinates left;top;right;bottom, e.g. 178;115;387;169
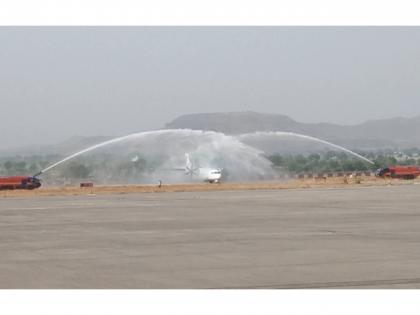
2;112;419;157
165;111;420;150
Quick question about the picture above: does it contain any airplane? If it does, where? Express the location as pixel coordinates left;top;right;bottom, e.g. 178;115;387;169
173;153;223;183
0;175;42;190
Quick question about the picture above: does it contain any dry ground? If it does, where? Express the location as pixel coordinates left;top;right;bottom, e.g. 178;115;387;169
1;176;419;198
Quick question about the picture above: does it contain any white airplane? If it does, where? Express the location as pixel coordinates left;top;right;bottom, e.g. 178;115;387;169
178;153;223;183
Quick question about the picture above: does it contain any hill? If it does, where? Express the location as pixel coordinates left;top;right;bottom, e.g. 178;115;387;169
2;112;419;158
165;112;420;150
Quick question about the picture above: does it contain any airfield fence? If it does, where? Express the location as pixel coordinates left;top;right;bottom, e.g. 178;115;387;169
278;171;375;180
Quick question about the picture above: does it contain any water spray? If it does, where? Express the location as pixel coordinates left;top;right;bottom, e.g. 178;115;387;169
238;131;375;165
36;129;374;184
37;129;274;182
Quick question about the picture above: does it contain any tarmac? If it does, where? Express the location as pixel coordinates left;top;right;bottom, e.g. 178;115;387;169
1;184;420;288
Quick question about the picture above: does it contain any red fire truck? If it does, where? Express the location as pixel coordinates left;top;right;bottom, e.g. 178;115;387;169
0;176;42;190
375;166;420;180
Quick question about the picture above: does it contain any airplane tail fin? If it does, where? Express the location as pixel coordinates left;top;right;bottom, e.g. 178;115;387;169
185;153;192;171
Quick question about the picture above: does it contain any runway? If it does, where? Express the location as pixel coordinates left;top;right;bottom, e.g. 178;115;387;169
1;184;420;288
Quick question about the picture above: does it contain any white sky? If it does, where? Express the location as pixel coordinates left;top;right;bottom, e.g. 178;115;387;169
1;27;420;148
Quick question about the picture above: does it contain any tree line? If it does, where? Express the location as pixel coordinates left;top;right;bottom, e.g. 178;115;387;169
1;150;420;180
267;151;420;174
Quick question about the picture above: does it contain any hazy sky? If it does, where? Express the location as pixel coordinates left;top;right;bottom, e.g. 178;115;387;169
1;27;420;148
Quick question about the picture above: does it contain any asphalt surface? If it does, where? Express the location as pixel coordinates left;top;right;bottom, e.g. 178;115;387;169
1;184;420;288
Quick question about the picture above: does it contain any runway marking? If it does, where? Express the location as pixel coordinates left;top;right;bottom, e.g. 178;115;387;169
2;203;164;211
213;277;420;289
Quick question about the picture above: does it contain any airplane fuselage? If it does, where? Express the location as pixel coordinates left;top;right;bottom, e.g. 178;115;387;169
194;168;222;183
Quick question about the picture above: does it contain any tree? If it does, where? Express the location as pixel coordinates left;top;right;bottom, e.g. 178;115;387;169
308;153;321;162
4;161;13;174
28;163;39;174
295;155;307;165
15;161;27;174
62;162;91;179
267;155;284;166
